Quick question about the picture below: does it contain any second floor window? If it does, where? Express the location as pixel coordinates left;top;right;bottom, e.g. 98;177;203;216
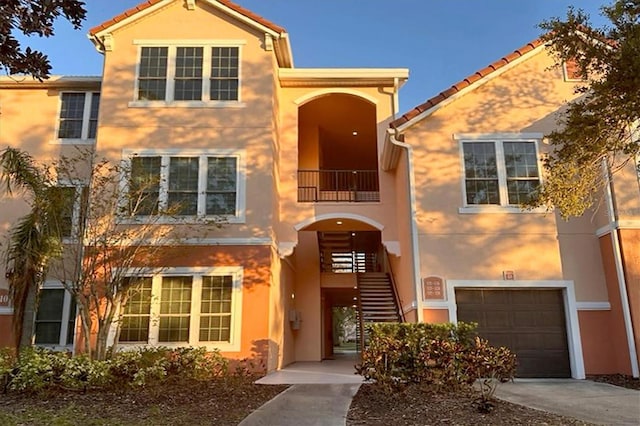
58;92;100;140
50;185;88;238
127;152;241;219
461;140;541;206
136;45;240;103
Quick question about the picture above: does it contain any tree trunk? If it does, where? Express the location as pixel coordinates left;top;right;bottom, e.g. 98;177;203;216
78;306;92;359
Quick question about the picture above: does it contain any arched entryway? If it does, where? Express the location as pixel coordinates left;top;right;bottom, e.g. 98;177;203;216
291;217;403;361
297;94;379;203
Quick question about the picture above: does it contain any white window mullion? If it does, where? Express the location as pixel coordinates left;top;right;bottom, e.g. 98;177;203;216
237;46;243;103
59;291;72;346
198;156;207;216
202;48;212;102
235;154;245;219
495;141;508;206
80;93;92;139
166;46;177;102
189;275;202;345
148;276;162;345
159;156;170;212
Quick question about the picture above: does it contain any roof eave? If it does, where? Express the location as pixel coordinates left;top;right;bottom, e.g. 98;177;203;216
279;68;409;87
390;39;547;132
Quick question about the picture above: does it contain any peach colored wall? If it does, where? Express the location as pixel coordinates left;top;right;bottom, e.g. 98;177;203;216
556;214;608;301
139;245;272;361
0;84;98;308
423;309;449;324
266;247;298;370
280;254;297;368
267;247;296;371
619;229;640;369
391;148;418;317
320;273;357;288
613;162;640;220
95;1;275;240
293;231;322;361
599;235;633;374
578;310;619;374
275;86;398;245
403;48;606;304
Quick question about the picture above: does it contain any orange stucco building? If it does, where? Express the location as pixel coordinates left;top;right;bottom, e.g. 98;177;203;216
0;0;638;379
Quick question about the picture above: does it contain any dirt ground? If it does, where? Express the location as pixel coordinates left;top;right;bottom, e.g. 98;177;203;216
0;374;637;425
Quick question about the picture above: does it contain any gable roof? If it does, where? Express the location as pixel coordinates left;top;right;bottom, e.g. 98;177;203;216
88;0;293;67
89;0;286;36
389;38;545;131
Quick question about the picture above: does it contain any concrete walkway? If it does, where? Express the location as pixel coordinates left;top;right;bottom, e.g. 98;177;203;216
238;384;360;426
495;379;640;425
255;356;364;385
240;354;362;425
243;356;640;426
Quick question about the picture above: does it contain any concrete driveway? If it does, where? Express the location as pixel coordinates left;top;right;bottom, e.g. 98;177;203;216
494;379;640;425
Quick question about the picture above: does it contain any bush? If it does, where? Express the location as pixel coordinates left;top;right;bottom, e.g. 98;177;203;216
356;322;516;397
3;346;234;393
7;347;70;392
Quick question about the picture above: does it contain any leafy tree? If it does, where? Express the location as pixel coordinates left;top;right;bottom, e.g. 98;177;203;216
0;0;86;80
0;147;222;360
531;1;640;218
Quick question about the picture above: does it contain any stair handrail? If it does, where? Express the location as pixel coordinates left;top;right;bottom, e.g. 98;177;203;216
383;250;406;322
356;281;366;354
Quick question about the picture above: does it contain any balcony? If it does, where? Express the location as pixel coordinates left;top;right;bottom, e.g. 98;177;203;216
298;170;380;202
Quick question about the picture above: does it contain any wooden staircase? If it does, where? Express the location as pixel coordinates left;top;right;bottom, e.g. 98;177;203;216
356;272;403;350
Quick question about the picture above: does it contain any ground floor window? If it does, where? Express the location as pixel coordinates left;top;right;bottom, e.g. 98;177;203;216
117;267;242;351
34;284;76;347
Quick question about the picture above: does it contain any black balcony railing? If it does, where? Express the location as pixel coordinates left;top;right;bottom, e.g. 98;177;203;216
298;169;380;202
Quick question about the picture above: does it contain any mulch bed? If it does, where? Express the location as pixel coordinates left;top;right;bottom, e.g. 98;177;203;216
347;384;592;426
0;378;287;426
347;374;640;425
587;374;640;390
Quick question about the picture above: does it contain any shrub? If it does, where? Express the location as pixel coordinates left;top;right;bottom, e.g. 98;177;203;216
357;322;516;397
7;347;71;392
2;346;235;393
0;347;16;392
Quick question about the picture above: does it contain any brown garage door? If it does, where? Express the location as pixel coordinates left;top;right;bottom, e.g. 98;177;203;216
456;289;570;378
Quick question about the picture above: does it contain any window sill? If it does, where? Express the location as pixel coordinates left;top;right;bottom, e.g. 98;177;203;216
458;206;550;214
116;215;245;225
117;341;240;352
34;344;74;351
50;138;95;145
128;100;246;108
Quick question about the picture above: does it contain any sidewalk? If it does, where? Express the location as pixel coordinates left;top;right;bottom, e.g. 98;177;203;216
495;379;640;425
238;383;360;426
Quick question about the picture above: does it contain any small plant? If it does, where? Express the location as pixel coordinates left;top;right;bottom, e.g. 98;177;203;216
356;322;517;413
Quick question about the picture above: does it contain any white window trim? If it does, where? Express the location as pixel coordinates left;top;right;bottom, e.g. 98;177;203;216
562;61;587;82
129;40;246;108
33;281;76;350
434;279;585;379
52;92;99;145
120;148;246;224
455;133;547;214
57;179;87;242
111;266;243;352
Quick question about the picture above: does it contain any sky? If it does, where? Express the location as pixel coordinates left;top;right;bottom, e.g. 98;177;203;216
16;0;608;113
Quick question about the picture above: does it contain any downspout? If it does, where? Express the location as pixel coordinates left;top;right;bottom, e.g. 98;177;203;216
388;128;423;323
603;158;639;377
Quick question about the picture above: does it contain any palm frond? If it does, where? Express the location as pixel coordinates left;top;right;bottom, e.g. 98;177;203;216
0;147;45;197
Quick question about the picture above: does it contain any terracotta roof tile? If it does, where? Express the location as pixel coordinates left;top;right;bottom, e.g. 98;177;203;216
89;0;286;36
390;38;545;129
